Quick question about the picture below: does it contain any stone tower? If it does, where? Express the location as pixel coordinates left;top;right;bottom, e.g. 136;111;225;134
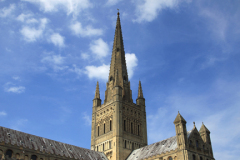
91;12;148;160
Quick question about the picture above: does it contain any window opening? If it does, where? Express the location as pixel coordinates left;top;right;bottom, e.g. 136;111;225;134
97;146;98;151
103;144;104;151
6;150;13;158
131;122;133;134
110;120;112;131
104;123;105;134
132;143;134;150
138;125;140;136
109;141;111;149
31;155;37;160
124;120;126;131
98;126;99;136
125;141;127;148
168;157;173;160
196;140;199;148
192;155;196;160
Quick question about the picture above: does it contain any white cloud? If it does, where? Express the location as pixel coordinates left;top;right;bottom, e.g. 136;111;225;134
90;38;109;58
49;33;65;47
0;111;7;116
70;21;103;37
41;53;69;72
125;53;138;79
23;0;92;15
0;4;15;18
12;76;20;81
134;0;190;23
16;13;32;22
200;9;228;41
82;112;91;126
69;64;82;76
20;18;48;42
5;86;26;93
85;64;109;80
106;0;121;6
81;53;90;60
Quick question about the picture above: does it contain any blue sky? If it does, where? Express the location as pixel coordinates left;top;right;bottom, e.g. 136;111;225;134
0;0;240;159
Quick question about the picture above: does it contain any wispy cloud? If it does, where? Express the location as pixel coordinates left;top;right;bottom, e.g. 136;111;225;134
134;0;191;23
11;119;28;131
49;33;65;47
106;0;121;6
82;112;91;126
0;111;7;116
23;0;92;15
41;52;68;72
20;18;48;42
0;4;15;18
12;76;20;81
90;38;109;59
70;21;103;37
4;82;25;94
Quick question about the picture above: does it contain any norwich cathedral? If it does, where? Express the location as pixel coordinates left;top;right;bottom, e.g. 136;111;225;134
0;12;215;160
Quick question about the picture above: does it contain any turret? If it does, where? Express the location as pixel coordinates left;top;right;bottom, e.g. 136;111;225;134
93;81;101;107
199;122;213;157
136;80;145;106
173;112;188;149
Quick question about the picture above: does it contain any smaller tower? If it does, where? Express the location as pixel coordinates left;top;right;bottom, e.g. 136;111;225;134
136;81;147;146
199;122;213;157
173;112;188;150
91;81;101;150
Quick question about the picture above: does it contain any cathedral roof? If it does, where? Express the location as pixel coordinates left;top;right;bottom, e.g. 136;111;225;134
127;131;193;160
0;126;107;160
126;136;177;160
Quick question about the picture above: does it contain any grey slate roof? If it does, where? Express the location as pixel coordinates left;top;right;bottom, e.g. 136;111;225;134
0;126;107;160
126;136;177;160
127;131;193;160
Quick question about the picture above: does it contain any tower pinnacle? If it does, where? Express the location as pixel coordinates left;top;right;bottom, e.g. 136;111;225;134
138;80;144;99
94;81;100;99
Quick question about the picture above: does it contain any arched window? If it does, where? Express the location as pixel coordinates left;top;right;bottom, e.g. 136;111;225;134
196;140;199;148
110;76;113;81
109;141;111;149
31;155;37;160
137;125;140;136
103;143;105;151
168;157;173;160
203;145;205;149
124;120;126;131
192;154;196;160
98;126;99;136
110;120;112;131
132;143;134;150
104;123;105;134
200;157;203;160
131;122;133;134
123;76;127;83
189;140;192;145
6;149;13;158
125;140;127;148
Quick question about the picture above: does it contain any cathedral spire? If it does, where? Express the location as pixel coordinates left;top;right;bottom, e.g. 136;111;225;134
94;81;100;99
138;80;144;99
108;11;128;86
